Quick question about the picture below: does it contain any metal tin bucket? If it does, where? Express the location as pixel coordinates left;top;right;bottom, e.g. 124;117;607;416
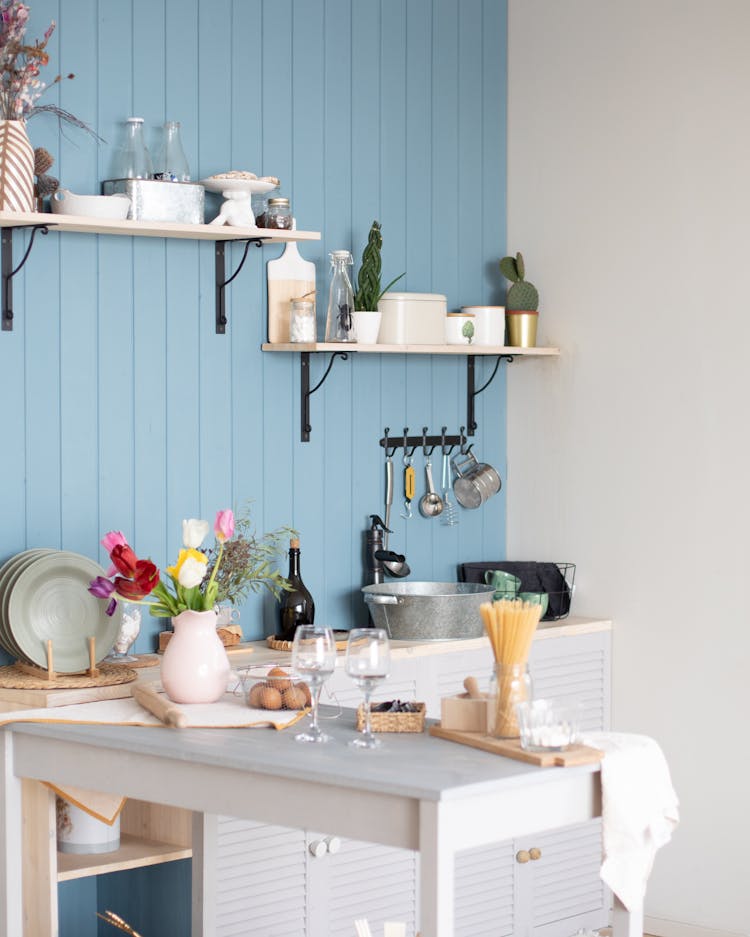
362;581;495;640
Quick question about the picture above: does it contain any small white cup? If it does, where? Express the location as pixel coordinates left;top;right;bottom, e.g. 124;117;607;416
462;305;505;345
56;797;121;854
445;312;476;345
352;310;382;344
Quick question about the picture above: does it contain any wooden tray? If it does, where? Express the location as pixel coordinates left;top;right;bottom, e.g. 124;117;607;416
429;724;603;767
266;632;350;652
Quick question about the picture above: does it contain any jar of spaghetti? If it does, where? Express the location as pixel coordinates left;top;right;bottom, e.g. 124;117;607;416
487;662;532;738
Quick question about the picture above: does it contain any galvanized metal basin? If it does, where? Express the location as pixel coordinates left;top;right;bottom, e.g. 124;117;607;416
362;581;495;641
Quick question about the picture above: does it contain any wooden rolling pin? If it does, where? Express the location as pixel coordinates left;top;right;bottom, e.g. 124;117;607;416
131;683;187;728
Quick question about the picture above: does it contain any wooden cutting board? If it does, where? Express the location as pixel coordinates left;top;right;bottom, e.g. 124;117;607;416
429;724;603;767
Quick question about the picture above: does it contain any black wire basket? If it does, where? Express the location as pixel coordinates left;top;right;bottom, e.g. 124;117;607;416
458;561;576;621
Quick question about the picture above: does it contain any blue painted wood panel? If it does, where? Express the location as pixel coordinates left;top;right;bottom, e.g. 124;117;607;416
0;0;508;655
0;2;508;931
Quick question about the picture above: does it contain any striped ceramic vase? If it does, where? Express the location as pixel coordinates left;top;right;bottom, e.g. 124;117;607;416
0;120;34;212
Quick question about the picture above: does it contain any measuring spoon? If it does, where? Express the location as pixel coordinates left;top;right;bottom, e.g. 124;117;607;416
418;457;444;517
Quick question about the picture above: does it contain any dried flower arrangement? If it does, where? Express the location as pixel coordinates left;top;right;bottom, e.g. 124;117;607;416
204;504;294;606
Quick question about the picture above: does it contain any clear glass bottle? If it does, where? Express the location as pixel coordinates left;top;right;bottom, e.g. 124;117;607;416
120;117;153;179
154;120;190;182
487;662;533;739
290;298;316;343
264;197;292;229
325;250;356;342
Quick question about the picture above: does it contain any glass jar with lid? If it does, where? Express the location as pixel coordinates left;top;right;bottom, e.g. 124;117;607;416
325;251;356;342
290;298;316;343
119;117;153;179
263;197;292;230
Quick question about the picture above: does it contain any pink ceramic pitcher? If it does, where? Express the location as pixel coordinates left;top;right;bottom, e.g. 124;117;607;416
160;609;230;704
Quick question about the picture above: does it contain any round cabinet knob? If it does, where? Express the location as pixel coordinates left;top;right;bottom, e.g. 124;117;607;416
529;847;542;861
516;849;530;864
325;836;341;855
308;839;327;858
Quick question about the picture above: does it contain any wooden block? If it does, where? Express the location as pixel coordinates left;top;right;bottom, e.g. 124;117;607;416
440;693;488;733
429;724;603;767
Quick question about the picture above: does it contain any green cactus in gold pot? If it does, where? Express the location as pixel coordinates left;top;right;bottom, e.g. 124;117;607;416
499;251;539;312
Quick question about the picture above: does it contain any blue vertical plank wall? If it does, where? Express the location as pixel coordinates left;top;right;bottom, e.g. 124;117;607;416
0;2;506;930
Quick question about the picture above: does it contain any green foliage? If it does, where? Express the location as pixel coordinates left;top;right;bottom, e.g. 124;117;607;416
354;220;405;311
205;504;296;605
461;320;475;343
499;251;539;311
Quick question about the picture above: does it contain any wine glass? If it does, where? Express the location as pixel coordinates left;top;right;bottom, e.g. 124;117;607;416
345;628;391;749
291;625;337;743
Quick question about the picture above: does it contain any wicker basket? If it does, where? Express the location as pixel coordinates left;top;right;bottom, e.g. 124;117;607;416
356;702;426;733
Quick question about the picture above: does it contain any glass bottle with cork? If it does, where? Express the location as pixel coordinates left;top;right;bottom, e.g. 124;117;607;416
278;538;315;641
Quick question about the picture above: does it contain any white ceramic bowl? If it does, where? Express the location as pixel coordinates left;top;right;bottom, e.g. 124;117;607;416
51;189;131;220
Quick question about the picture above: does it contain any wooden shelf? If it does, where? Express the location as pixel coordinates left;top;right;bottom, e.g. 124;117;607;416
262;342;559;356
56;833;191;882
0;210;321;243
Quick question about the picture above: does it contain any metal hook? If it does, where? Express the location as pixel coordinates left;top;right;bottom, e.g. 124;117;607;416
383;427;397;459
441;425;455;457
403;427;417;458
421;427;436;458
459;426;466;454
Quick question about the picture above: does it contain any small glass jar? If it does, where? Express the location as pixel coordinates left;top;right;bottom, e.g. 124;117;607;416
290;299;316;343
487;662;533;739
264;197;292;230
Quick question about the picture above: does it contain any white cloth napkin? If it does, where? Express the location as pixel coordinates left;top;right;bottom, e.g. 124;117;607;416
582;731;679;910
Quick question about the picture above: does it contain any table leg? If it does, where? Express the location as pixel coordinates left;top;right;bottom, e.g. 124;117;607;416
612;893;643;937
419;801;454;937
0;732;23;937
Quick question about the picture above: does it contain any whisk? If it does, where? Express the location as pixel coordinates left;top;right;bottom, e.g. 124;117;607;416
440;452;458;526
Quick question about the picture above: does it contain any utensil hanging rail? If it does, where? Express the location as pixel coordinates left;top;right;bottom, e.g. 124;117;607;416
379;425;472;456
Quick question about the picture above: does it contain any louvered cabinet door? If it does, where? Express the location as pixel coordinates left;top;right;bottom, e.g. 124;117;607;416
309;834;418;937
516;820;608;937
324;658;419;711
528;631;611;732
454;839;516;937
214;817;308;937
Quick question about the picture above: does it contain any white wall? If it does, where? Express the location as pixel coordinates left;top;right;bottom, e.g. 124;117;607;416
507;2;750;933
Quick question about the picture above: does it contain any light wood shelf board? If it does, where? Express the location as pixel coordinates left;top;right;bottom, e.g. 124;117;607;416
0;210;320;242
261;342;560;356
56;833;191;881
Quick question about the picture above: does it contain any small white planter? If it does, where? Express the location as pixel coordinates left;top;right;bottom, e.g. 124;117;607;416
351;310;382;344
56;797;120;855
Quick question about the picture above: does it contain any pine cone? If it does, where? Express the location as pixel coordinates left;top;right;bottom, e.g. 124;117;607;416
34;147;54;175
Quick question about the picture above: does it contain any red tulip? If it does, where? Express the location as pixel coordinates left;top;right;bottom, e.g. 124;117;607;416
110;543;138;577
113;576;147;600
134;559;159;595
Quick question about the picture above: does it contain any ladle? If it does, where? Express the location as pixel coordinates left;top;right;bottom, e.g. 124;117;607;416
418;456;444;518
380;457;410;578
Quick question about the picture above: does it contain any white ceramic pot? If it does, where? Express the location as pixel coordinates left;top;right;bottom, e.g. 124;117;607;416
51;189;131;220
461;305;505;345
351;310;381;344
377;292;447;344
445;312;476;345
56;797;120;855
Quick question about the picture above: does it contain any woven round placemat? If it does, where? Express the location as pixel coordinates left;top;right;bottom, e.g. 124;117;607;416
105;654;159;669
0;662;138;689
266;632;349;652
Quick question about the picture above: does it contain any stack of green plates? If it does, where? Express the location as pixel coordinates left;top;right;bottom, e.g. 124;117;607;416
0;549;122;672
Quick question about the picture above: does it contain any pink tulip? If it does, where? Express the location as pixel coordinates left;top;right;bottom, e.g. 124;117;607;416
101;530;128;554
214;509;234;543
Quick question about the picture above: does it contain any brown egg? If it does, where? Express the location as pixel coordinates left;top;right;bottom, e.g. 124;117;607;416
281;686;308;710
257;685;283;710
267;666;293;691
295;681;312;706
248;683;267;708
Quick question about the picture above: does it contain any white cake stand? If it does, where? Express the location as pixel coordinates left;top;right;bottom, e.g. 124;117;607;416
200;177;279;226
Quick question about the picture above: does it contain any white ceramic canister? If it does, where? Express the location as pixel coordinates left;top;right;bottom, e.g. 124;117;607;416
461;305;506;346
445;311;477;345
377;292;447;344
56;797;121;854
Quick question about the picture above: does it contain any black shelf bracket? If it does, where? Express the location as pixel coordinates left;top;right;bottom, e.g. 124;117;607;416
2;225;49;331
215;238;263;334
301;351;349;442
466;354;514;434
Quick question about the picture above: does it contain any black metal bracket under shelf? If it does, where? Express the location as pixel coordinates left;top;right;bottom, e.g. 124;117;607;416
215;238;264;334
2;225;49;331
466;353;514;434
301;351;349;442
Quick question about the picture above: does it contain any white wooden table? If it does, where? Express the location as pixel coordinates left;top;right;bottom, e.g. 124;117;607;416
0;717;641;937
